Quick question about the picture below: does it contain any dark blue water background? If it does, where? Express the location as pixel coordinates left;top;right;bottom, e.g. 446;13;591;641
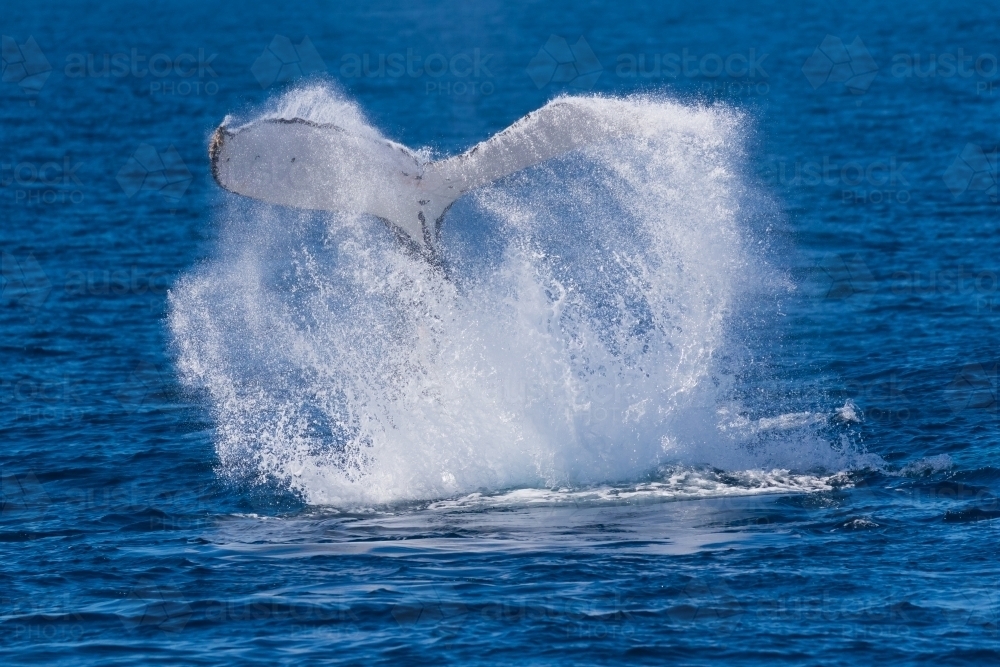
2;0;998;663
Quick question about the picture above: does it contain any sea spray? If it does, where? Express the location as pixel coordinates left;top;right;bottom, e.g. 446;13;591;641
169;84;872;506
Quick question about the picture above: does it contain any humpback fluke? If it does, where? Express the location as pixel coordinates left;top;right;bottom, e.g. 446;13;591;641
209;98;639;257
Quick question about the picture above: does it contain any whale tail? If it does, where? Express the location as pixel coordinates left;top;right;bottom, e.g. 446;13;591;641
209;97;641;258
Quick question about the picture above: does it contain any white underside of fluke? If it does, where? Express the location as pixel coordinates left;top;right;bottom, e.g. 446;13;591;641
209;98;642;256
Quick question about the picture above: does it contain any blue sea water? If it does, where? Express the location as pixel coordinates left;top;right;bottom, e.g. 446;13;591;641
2;0;999;663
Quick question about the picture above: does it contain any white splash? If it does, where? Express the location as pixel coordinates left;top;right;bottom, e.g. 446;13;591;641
170;85;874;507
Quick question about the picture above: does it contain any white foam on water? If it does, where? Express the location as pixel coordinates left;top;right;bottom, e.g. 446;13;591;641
170;84;878;507
427;467;853;513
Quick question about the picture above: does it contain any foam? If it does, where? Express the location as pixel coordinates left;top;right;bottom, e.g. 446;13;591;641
427;467;853;512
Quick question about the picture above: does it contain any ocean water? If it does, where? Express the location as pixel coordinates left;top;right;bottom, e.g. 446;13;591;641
2;0;998;663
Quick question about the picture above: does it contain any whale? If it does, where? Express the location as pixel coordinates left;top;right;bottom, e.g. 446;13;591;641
209;97;641;260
